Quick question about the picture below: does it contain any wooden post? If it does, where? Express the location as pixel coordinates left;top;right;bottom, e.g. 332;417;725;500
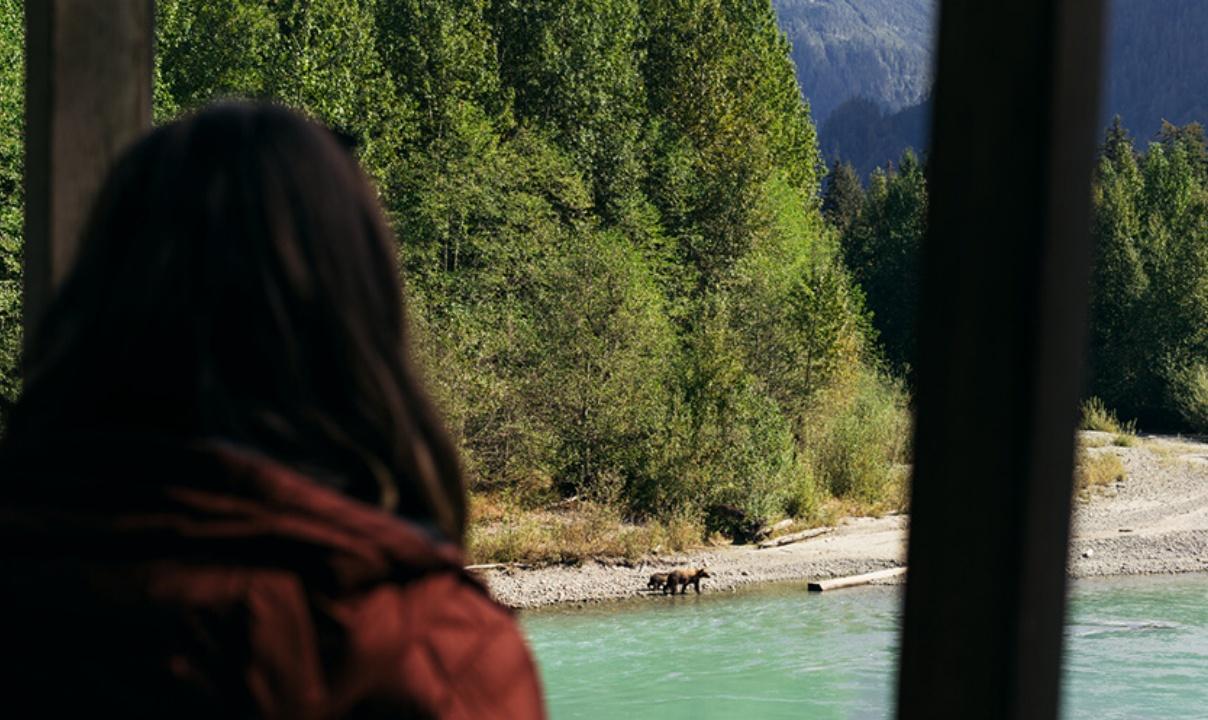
897;1;1105;719
23;0;154;336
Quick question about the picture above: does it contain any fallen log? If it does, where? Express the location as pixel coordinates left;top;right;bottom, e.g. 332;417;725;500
757;526;833;549
807;566;906;592
464;562;534;571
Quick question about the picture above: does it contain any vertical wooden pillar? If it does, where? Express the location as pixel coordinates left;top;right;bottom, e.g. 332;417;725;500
897;1;1105;718
23;0;153;335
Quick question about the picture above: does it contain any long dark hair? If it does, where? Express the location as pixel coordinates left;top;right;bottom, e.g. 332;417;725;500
7;102;466;543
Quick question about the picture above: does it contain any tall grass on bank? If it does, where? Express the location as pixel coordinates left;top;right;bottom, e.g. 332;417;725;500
1081;397;1137;435
467;494;701;565
1074;444;1126;500
1081;397;1138;447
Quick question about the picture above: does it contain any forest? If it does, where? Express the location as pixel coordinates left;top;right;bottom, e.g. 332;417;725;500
0;0;909;557
3;1;1201;561
825;120;1208;435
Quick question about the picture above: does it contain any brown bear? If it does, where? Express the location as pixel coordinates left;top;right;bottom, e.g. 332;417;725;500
665;567;711;595
646;573;669;591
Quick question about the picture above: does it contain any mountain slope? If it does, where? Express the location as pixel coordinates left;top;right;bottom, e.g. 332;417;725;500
779;0;1208;174
1103;0;1208;135
773;0;934;125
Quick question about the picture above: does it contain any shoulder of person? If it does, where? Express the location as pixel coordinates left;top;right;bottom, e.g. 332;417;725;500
325;570;547;720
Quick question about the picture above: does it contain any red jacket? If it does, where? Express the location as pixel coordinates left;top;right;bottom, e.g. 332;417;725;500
0;435;545;719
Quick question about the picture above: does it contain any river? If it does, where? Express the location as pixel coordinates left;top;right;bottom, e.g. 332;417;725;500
522;574;1208;719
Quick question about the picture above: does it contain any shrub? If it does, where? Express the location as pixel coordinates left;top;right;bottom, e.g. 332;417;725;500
1080;396;1137;435
803;368;911;508
1166;361;1208;433
1075;446;1126;498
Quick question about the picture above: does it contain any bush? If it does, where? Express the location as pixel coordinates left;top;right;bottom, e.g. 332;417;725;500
1075;446;1126;499
1080;396;1136;434
1166;361;1208;433
803;368;911;508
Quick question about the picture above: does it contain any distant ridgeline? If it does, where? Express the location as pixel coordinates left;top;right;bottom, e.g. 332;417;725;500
778;0;1208;178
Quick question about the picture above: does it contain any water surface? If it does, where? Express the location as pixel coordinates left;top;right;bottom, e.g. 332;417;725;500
522;574;1208;719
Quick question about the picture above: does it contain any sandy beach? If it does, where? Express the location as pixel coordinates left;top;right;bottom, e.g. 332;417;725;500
477;432;1208;609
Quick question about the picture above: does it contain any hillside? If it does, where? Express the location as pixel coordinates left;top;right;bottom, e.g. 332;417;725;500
1103;0;1208;134
772;0;934;125
780;0;1208;175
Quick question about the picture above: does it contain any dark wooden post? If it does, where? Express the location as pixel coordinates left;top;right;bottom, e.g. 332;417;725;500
23;0;154;335
897;1;1105;718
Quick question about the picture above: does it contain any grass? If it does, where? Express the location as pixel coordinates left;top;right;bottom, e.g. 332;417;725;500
1081;396;1137;437
1074;445;1126;500
464;478;906;564
466;493;703;565
1112;432;1138;447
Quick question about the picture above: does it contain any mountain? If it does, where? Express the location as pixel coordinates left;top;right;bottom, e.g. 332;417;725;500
778;0;1208;176
772;0;935;126
819;95;930;179
1103;0;1208;136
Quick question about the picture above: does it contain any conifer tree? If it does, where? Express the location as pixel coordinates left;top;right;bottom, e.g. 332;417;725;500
842;150;926;375
822;161;864;233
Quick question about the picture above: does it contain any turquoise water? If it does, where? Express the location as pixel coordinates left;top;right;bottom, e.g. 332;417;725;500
521;575;1208;719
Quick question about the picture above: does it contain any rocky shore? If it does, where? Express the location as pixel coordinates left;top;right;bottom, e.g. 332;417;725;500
476;433;1208;609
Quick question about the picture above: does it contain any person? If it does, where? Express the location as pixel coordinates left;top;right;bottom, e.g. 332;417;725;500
0;102;545;719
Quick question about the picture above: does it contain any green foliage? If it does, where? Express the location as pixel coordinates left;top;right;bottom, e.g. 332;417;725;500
824;117;1208;436
667;298;804;522
728;174;868;422
157;0;416;185
1080;397;1136;436
489;0;649;226
529;230;676;502
803;368;911;504
0;0;912;545
0;0;22;433
643;0;823;288
840;149;927;375
1090;122;1208;432
822;160;864;233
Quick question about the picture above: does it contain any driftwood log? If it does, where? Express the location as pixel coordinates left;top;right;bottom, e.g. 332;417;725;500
756;526;833;549
807;566;906;592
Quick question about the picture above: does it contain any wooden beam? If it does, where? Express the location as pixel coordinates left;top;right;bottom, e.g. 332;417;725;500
23;0;154;336
896;2;1105;719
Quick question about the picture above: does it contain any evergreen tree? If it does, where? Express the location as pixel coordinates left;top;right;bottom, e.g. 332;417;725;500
642;0;822;288
489;0;649;228
1103;115;1134;167
842;150;927;375
156;0;415;187
822;160;863;233
1089;122;1208;431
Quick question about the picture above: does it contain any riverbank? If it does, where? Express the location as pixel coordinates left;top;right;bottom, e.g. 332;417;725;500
477;432;1208;608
